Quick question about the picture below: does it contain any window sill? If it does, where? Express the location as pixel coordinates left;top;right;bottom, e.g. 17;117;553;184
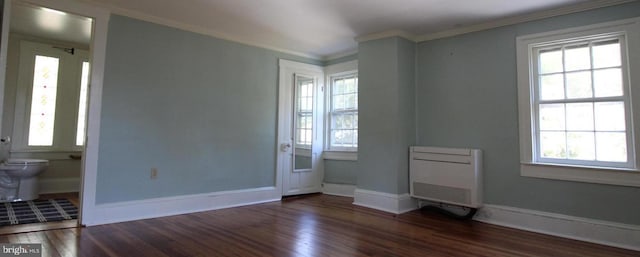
323;151;357;161
521;162;640;187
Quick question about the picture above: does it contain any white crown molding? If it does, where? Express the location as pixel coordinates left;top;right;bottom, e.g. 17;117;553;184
77;0;323;60
415;0;636;42
76;0;633;60
355;0;634;43
355;30;418;43
475;204;640;251
322;49;359;62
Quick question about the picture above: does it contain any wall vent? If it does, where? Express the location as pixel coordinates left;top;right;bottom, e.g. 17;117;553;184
410;146;482;208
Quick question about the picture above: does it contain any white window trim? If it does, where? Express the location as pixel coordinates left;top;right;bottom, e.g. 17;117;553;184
516;17;640;187
323;151;357;161
324;60;358;160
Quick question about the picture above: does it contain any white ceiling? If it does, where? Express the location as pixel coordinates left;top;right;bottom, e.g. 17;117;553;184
36;0;626;58
10;3;92;46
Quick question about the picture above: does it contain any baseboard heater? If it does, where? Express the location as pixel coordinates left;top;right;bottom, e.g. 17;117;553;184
409;146;483;213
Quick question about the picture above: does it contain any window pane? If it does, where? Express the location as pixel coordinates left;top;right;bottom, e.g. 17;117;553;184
354;113;358;129
76;62;90;146
28;55;59;146
333;79;344;94
593;68;623;97
540;132;566;159
567;132;595;160
566;103;593;131
596;132;627;162
353;130;358;146
332;129;355;147
539;49;563;74
345;78;356;93
540;74;564;100
565;71;592;99
594;102;625;131
593;40;621;69
539;104;565;131
333;95;345;110
564;45;590;71
333;114;343;129
345;93;356;109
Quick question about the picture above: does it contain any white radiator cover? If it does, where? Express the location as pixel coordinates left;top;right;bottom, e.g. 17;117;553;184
409;146;483;208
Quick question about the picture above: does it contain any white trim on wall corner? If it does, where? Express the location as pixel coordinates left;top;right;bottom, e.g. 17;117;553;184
353;188;418;214
322;183;356;197
81;186;281;226
38;177;80;194
474;204;640;251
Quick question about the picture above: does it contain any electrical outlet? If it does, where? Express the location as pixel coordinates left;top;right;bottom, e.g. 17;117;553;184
150;168;158;179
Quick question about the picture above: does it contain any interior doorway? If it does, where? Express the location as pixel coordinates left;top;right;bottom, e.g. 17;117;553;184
0;1;92;230
0;0;109;227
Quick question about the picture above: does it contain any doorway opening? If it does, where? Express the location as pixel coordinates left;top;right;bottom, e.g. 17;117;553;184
0;0;103;232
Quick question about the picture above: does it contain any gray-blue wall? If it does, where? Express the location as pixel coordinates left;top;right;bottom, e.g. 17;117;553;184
416;2;640;225
96;15;320;204
324;160;357;184
357;37;415;194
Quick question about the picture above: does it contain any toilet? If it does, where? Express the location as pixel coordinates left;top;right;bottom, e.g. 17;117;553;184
0;159;49;202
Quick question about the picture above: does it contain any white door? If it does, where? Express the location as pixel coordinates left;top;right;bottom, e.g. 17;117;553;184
277;60;324;196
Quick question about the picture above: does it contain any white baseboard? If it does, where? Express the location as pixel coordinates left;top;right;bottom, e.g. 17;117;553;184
38;177;80;194
474;204;640;251
82;186;281;226
353;188;418;214
322;183;356;197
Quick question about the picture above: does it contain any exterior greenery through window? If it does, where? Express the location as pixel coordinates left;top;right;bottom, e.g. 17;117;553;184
328;73;358;151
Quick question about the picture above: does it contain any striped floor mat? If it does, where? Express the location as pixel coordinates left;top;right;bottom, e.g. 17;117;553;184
0;199;77;226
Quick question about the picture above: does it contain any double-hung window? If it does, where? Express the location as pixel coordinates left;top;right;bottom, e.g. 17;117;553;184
328;73;358;151
323;60;358;160
517;18;640;187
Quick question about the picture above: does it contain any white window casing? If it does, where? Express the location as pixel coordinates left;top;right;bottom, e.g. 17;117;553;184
516;17;640;187
324;60;358;161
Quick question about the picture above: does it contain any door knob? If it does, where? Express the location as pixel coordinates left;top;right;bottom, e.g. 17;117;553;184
280;143;291;152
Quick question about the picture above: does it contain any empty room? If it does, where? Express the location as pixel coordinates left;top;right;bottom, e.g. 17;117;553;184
0;0;638;256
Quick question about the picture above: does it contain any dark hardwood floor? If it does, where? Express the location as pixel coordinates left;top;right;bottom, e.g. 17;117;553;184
0;194;637;257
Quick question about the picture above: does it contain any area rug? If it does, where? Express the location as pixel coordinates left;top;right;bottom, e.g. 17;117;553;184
0;199;77;226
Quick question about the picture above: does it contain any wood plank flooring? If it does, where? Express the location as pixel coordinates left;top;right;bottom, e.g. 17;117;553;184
0;194;637;257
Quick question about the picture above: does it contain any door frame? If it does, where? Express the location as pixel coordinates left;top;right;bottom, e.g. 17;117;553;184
0;0;110;225
277;59;324;196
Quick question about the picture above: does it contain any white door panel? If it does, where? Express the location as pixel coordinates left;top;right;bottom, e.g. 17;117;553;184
277;60;324;196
